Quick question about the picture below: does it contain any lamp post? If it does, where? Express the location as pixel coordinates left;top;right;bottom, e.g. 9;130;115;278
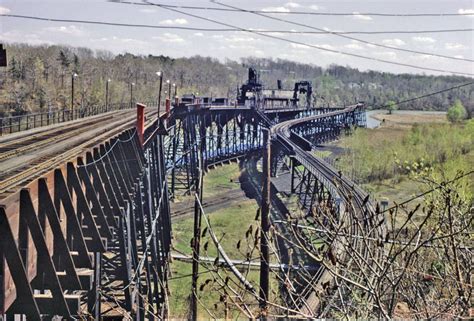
156;71;163;115
166;79;171;99
130;82;135;109
105;78;111;112
173;83;177;99
71;73;78;119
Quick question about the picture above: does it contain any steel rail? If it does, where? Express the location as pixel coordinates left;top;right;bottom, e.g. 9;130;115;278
0;109;158;197
267;104;383;312
0;111;132;162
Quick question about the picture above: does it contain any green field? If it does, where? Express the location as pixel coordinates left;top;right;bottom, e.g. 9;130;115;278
334;115;474;208
169;163;280;319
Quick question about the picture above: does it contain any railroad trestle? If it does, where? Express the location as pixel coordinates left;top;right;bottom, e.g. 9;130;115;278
1;102;373;318
1;124;172;319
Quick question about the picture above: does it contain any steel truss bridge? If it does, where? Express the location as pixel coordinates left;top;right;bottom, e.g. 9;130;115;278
0;97;384;319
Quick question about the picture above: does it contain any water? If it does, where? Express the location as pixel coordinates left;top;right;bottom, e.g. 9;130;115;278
366;110;382;129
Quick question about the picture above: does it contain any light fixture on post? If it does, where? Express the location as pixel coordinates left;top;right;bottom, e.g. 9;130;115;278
156;71;163;116
166;79;171;99
105;78;111;112
130;82;135;109
71;73;78;119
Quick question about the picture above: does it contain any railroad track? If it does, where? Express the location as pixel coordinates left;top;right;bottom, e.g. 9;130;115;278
269;105;384;313
171;189;246;220
0;112;131;162
0;109;158;198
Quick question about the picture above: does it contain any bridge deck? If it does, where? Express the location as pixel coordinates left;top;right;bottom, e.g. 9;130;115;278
0;109;158;200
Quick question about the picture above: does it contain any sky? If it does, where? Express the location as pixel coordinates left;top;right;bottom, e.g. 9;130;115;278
0;0;473;77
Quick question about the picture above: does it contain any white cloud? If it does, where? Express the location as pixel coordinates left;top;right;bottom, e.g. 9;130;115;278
261;6;290;13
45;25;85;37
254;50;265;57
344;43;363;50
212;34;224;39
159;18;188;25
454;55;464;59
458;8;474;17
373;51;397;59
352;12;372;21
139;8;157;14
309;5;319;11
291;43;310;49
319;44;336;50
0;6;10;14
0;31;54;46
382;38;406;46
193;32;204;37
445;42;467;50
284;2;300;8
227;44;256;50
153;33;185;43
412;54;434;61
225;36;257;43
412;36;436;44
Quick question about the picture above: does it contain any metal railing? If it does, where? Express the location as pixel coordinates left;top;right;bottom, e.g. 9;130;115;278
0;101;157;136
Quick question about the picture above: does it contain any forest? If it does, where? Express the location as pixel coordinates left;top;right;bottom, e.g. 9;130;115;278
0;43;473;117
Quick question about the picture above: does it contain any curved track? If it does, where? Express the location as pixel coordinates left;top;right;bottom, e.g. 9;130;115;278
269;105;383;313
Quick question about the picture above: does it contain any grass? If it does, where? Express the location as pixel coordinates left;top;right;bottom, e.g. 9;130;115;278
168;163;280;319
203;163;241;198
312;150;332;158
371;111;447;127
334;115;474;216
338;119;473;185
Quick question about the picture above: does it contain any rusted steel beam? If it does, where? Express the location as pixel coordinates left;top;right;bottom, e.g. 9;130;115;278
1;113;172;318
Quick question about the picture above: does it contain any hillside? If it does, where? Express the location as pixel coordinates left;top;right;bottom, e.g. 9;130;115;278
0;43;472;116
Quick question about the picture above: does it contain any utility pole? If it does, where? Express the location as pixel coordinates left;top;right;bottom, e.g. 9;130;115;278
191;153;204;320
166;79;171;100
71;73;77;120
259;128;271;315
105;78;111;112
130;82;135;109
156;71;163;116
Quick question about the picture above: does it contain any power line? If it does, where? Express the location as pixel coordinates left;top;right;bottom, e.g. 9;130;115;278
143;1;474;76
115;1;474;17
378;82;474;108
213;1;474;63
2;13;473;35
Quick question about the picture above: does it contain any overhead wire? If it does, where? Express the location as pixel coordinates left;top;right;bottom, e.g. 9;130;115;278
376;81;474;108
143;1;474;76
213;1;474;63
3;13;472;35
115;1;474;17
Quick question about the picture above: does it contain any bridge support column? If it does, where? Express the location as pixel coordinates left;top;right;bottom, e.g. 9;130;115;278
191;168;203;321
259;128;271;315
290;157;296;194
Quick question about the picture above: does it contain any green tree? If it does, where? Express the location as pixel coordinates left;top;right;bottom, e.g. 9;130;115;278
386;100;397;114
447;99;467;123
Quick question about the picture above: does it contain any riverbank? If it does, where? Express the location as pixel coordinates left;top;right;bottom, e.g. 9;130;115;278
366;109;447;129
333;111;472;208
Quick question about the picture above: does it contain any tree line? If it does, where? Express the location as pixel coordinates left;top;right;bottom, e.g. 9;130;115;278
0;43;472;117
